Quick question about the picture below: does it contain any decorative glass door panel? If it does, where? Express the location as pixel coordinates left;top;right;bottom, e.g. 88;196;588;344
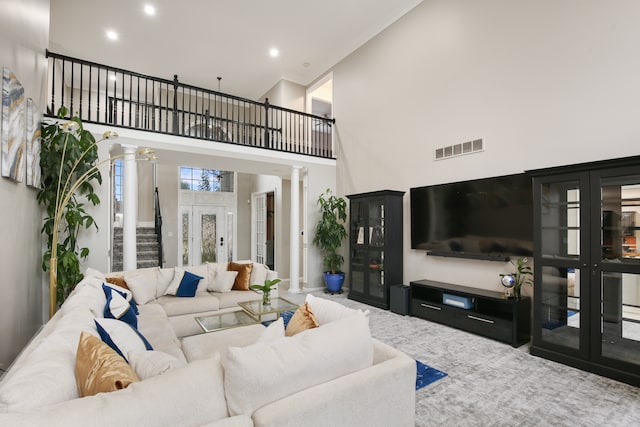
592;170;640;371
539;266;582;350
368;199;384;248
540;181;581;260
533;173;588;358
181;206;227;266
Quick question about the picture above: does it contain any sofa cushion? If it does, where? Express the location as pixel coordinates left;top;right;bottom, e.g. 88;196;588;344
75;332;139;397
208;270;238;293
156;293;220;317
305;293;370;325
156;267;176;297
215;290;259;309
124;268;158;304
228;261;253;290
285;301;319;336
0;356;230;427
181;324;266;364
136;303;182;355
95;319;153;361
223;313;373;416
127;350;186;380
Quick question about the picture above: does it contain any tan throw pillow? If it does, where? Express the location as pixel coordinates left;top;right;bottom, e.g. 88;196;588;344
228;262;253;290
105;276;129;290
285;302;319;336
75;331;140;397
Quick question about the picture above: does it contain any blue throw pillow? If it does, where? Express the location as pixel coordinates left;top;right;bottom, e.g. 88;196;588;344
103;282;139;314
102;284;138;328
176;271;203;297
94;318;153;362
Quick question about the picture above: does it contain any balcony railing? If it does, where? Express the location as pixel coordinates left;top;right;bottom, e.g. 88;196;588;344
46;51;335;159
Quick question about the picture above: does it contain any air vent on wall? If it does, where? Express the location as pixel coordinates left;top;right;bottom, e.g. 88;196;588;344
435;138;483;160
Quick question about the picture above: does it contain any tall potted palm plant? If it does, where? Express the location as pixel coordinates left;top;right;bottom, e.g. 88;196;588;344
313;188;348;293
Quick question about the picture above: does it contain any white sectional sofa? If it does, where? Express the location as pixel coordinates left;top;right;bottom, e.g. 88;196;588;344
0;263;416;427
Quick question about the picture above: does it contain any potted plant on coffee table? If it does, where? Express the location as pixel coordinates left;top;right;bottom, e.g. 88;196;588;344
250;278;281;305
312;188;348;293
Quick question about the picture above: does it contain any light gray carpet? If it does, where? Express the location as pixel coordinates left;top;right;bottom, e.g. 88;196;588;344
284;290;640;426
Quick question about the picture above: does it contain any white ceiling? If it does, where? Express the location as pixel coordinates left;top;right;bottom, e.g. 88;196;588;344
49;0;423;101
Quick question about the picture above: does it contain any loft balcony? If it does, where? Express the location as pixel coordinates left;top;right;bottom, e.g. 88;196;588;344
46;51;335;159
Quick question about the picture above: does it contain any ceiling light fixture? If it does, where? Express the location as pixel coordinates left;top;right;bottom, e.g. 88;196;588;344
109;74;117;82
106;30;118;41
144;4;155;16
269;48;279;58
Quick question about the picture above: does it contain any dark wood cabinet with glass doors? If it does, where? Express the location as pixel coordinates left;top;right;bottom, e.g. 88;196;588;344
347;190;404;309
530;156;640;387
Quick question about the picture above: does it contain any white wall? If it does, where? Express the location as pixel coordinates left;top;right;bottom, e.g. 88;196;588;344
0;0;49;369
332;0;640;294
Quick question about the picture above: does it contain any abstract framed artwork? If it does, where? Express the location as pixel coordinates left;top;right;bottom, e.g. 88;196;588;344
26;98;42;188
2;67;26;182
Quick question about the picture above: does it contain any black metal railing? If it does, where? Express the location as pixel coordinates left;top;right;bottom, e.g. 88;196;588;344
46;50;335;159
154;187;163;268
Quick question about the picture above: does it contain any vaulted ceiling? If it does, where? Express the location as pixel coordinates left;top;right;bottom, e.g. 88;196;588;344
50;0;423;101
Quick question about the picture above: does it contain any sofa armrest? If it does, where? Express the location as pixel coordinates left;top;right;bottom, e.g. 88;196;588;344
251;339;416;427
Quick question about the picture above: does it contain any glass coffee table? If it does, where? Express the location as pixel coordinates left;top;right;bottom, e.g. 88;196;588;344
195;309;260;333
238;297;299;321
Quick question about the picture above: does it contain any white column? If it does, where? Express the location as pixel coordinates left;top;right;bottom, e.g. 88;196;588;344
289;166;302;293
122;146;138;271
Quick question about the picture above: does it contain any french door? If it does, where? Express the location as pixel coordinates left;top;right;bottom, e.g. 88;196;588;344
180;205;228;266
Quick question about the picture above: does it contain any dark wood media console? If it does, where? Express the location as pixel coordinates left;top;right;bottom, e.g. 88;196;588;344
410;280;531;347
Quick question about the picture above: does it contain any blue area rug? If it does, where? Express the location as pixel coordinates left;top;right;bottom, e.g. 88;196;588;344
416;360;447;390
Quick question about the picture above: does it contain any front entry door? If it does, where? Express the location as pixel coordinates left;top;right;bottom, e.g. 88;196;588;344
180;205;227;266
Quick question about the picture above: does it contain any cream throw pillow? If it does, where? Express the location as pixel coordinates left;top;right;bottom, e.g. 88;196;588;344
223;314;373;416
208;270;238;293
75;332;139;397
305;293;370;325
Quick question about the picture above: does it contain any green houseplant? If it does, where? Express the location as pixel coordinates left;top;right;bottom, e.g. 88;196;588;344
312;188;348;293
37;106;122;315
250;278;282;305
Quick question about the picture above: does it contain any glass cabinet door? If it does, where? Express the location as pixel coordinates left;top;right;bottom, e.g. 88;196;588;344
592;168;640;371
534;174;589;357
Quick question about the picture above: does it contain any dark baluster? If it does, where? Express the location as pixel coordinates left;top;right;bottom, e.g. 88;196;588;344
61;59;65;115
96;67;100;121
172;74;179;135
50;56;55;115
88;65;92;122
79;63;83;120
152;79;156;131
264;98;270;149
120;73;124;125
69;62;76;117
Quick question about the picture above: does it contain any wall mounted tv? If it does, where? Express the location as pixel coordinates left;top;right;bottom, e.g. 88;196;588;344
410;173;533;261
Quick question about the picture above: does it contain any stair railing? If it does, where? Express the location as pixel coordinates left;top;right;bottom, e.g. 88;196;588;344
154;187;163;267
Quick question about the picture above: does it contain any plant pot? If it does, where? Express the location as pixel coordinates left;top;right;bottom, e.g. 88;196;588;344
323;272;345;293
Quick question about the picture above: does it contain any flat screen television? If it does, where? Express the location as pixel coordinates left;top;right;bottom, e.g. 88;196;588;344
410;173;533;260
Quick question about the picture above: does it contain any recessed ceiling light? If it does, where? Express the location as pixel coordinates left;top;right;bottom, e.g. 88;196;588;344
144;4;155;15
106;30;118;41
269;48;279;58
109;74;117;81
